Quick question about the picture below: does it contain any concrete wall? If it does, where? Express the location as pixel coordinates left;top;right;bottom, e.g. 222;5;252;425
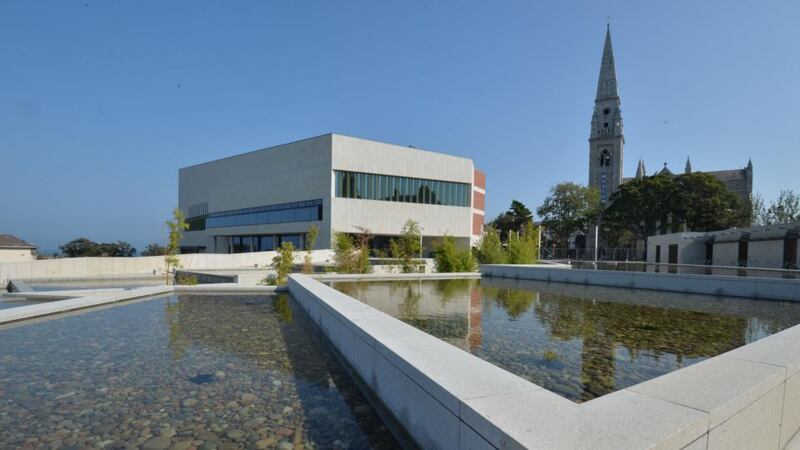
646;233;706;264
481;264;800;302
179;134;333;250
0;248;36;264
0;250;335;286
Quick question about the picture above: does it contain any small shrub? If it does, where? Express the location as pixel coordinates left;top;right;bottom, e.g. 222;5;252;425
259;274;278;286
271;242;295;285
474;227;507;264
303;225;319;274
175;274;198;285
433;235;477;273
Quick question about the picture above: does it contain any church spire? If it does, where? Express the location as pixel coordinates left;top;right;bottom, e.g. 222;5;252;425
636;158;646;179
685;156;692;174
596;25;619;101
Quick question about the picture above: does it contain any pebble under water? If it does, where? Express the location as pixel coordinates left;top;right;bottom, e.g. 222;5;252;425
0;294;400;449
331;277;800;403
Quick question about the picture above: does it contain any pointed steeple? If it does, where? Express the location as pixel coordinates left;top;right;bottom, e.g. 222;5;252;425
685;156;692;174
596;24;619;101
747;158;753;170
636;158;646;179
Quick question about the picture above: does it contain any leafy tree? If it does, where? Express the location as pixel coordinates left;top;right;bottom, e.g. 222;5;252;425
490;200;534;243
536;183;600;248
333;232;358;273
59;238;101;257
750;193;768;226
302;225;319;274
433;235;477;272
506;223;540;264
766;190;800;224
672;173;742;231
59;238;136;257
604;173;744;258
603;174;677;247
141;243;167;256
354;226;373;274
98;241;136;257
474;227;506;264
271;242;295;285
164;207;188;285
390;220;422;273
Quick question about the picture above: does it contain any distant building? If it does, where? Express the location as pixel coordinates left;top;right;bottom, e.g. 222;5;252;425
647;223;800;269
178;133;485;254
0;234;37;263
588;26;754;204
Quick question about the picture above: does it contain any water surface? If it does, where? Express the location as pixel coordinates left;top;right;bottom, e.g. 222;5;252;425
0;294;399;449
330;278;800;403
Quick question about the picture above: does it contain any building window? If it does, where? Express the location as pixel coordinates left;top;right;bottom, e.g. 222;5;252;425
599;150;612;167
206;199;322;229
334;170;470;207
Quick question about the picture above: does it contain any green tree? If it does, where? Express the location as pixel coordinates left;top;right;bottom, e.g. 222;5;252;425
433;235;477;273
536;182;600;249
750;193;768;226
59;238;101;257
474;227;506;264
354;226;373;274
333;232;358;273
164;207;188;285
302;225;319;274
672;172;743;231
141;243;167;256
98;241;137;257
271;242;295;285
766;190;800;224
507;223;539;264
59;238;136;257
489;200;535;243
390;219;422;273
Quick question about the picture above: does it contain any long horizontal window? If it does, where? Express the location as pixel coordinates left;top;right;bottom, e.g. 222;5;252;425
206;199;322;229
334;170;470;207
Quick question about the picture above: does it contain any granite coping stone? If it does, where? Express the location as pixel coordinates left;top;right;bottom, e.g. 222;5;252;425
288;273;800;449
628;355;786;429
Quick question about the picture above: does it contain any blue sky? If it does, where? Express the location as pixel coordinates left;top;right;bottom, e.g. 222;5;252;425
1;1;798;252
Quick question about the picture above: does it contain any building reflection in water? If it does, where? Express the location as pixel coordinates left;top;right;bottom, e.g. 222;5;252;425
330;277;800;402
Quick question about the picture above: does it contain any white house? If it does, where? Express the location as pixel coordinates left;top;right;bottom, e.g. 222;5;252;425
0;234;37;264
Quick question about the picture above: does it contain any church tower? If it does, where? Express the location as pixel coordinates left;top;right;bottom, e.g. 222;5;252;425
588;25;624;205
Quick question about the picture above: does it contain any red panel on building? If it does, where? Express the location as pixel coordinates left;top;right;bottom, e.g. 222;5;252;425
473;169;486;189
473;191;485;211
472;213;484;235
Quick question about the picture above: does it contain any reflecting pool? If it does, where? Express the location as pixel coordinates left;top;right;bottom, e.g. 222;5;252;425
330;278;800;403
0;294;399;449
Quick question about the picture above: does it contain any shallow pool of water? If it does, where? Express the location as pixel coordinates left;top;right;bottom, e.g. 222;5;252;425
330;277;800;403
0;294;399;449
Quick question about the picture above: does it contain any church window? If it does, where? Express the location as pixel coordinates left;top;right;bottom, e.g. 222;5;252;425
604;122;609;128
599;150;611;166
603;108;610;115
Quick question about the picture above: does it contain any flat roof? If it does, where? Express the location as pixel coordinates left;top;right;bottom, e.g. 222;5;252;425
179;132;474;171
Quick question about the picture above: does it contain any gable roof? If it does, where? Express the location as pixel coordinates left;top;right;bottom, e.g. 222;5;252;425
0;234;36;249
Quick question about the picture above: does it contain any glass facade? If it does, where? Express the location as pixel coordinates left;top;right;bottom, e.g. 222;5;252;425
334;170;471;207
228;234;303;253
206;199;322;229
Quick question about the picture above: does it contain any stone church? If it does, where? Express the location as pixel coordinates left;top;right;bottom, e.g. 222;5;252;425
588;26;753;204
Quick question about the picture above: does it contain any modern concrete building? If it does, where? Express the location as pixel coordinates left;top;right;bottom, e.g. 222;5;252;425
178;133;485;254
646;223;800;269
0;234;36;264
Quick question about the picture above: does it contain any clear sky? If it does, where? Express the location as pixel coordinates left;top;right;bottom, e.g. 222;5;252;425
1;1;798;252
